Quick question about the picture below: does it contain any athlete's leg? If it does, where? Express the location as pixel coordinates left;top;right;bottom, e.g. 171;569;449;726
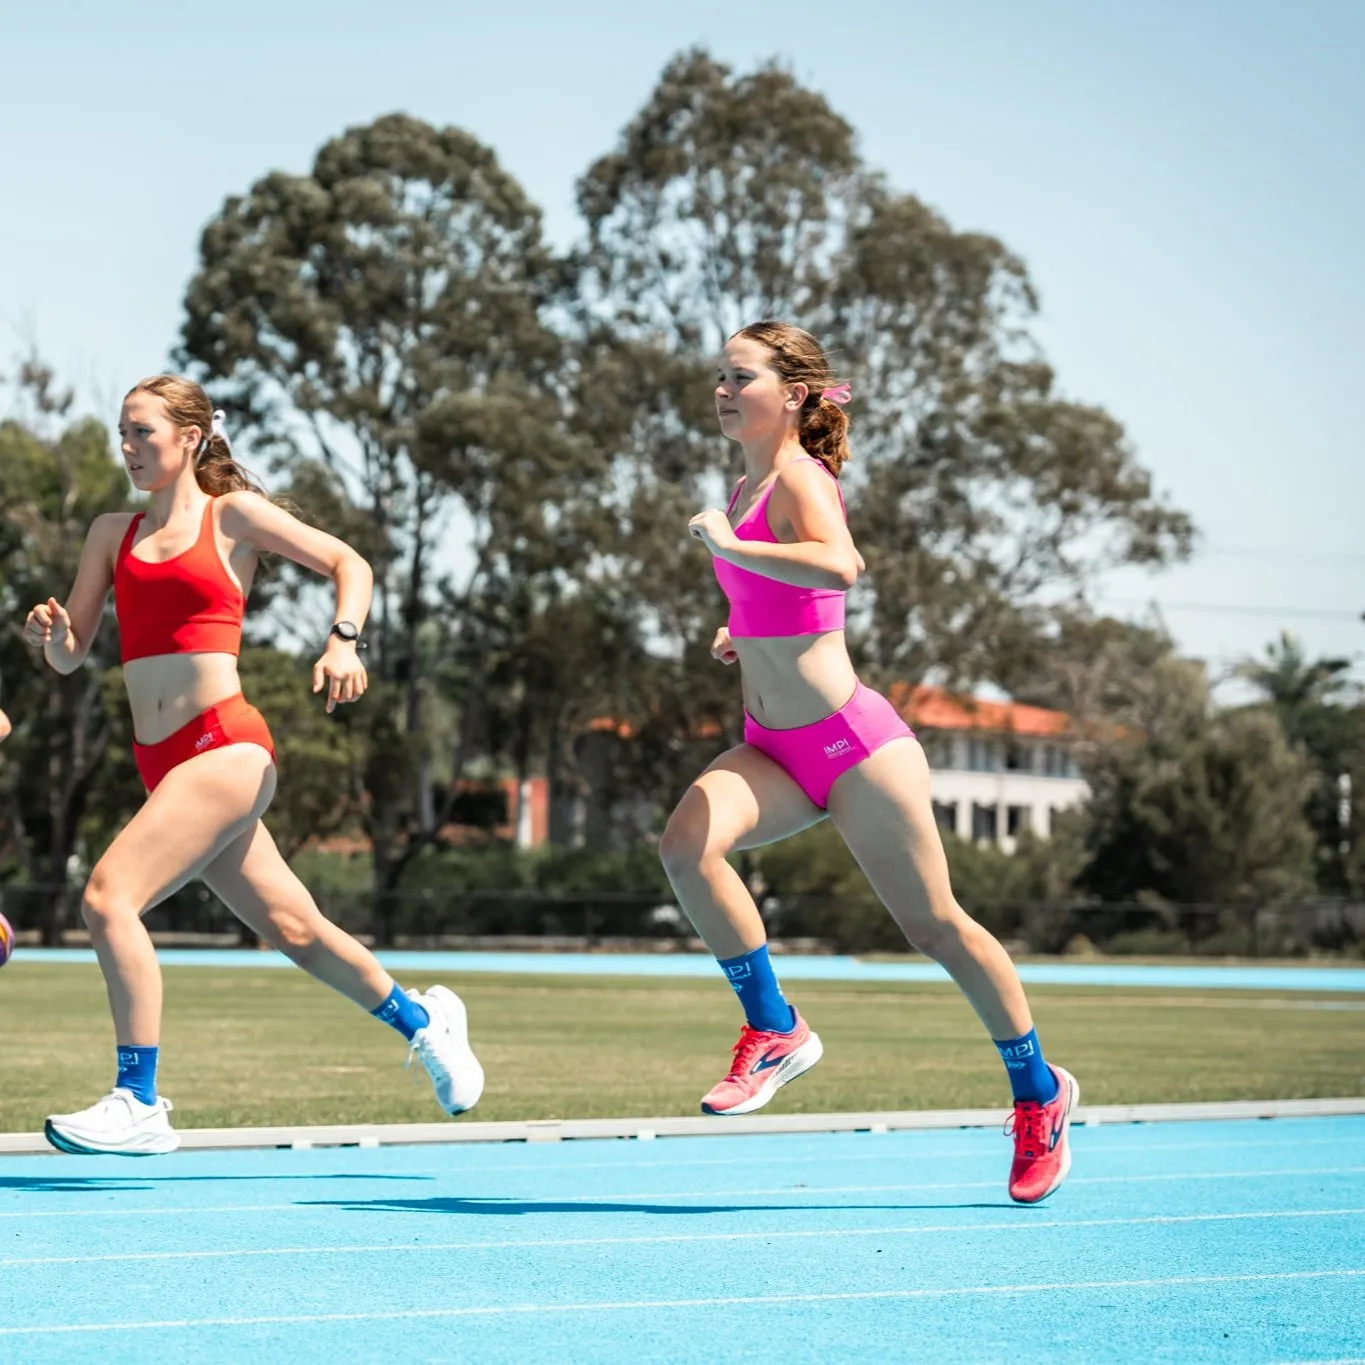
827;736;1077;1201
82;744;275;1047
46;743;274;1154
827;737;1032;1040
200;821;391;1008
659;744;825;959
200;820;483;1115
660;745;827;1115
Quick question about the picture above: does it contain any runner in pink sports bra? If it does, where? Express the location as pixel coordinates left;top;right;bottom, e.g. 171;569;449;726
664;320;1078;1207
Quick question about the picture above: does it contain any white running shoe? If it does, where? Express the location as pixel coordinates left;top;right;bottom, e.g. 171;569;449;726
406;985;484;1115
45;1089;180;1156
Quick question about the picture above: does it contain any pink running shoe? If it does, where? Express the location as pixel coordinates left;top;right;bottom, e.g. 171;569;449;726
701;1009;824;1116
1006;1064;1079;1203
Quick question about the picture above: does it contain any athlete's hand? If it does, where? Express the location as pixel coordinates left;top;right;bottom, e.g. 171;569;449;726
710;626;738;665
688;508;736;556
24;597;71;650
313;640;368;714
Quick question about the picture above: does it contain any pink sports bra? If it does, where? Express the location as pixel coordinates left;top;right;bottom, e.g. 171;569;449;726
713;457;847;639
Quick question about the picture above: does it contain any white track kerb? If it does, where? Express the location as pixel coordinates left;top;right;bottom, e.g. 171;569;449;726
1;1097;1362;1155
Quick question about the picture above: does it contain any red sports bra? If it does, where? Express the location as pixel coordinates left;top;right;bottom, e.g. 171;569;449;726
113;500;245;664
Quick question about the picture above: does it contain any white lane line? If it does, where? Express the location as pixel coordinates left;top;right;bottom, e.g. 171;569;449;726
3;1166;1363;1218
313;1134;1365;1177
2;1207;1362;1268
6;1135;1360;1191
2;1269;1362;1335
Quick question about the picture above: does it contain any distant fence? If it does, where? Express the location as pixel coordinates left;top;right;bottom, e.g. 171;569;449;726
2;882;1361;958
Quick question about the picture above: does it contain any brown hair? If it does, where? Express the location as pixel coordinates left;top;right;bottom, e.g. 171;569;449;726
733;320;851;476
126;374;266;497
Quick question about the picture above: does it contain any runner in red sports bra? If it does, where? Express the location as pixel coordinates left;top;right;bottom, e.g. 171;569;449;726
112;498;273;792
25;374;483;1156
667;321;1077;1206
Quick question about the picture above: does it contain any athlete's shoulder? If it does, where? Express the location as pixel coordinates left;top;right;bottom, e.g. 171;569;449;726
215;488;274;528
775;455;837;486
90;510;137;535
774;457;842;505
87;511;137;549
216;488;270;511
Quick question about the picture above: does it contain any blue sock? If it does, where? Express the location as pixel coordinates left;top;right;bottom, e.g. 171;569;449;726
718;945;796;1033
115;1046;158;1105
994;1028;1058;1104
371;984;430;1041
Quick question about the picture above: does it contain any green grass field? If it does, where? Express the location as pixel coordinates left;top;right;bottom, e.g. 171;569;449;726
2;962;1362;1132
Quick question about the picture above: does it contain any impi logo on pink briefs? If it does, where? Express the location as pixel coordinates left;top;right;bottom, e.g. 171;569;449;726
823;738;852;759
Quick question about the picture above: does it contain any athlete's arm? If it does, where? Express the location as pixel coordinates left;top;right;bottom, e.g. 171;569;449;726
220;492;373;624
219;492;373;712
694;461;862;590
24;514;124;674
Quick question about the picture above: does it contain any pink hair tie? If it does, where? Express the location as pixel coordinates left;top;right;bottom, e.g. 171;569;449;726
820;383;852;406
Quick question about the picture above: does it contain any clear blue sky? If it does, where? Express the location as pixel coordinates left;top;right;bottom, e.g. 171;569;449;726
3;0;1361;687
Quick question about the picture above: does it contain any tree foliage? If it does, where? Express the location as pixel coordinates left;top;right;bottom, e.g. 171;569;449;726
573;49;1194;691
0;360;133;938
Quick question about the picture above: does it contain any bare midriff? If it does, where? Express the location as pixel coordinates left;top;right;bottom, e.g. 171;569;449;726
123;653;245;745
732;630;859;730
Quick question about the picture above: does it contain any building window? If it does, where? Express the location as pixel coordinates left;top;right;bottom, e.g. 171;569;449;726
969;739;999;772
1005;741;1031;772
1043;745;1058;776
972;802;998;842
1006;805;1032;837
932;800;958;834
924;735;955;770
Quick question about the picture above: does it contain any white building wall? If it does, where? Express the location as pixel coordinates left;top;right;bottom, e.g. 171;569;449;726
920;729;1089;849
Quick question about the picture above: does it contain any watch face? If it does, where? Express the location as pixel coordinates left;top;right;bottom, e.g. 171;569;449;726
332;622;358;641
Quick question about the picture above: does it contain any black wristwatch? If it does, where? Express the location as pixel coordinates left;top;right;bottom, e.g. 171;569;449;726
329;620;366;650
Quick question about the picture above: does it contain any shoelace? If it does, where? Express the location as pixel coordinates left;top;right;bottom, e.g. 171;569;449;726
724;1026;773;1081
88;1089;161;1120
1005;1103;1050;1158
405;1023;451;1088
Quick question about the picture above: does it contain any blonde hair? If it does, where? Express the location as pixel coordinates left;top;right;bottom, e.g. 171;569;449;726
126;375;266;496
734;320;851;476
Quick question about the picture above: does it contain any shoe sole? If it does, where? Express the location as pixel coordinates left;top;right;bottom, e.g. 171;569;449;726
1010;1065;1079;1205
702;1032;824;1117
44;1118;181;1157
424;985;485;1115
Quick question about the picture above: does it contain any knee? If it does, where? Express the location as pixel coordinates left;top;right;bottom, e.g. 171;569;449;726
264;910;324;966
898;906;974;963
659;806;725;883
81;867;141;935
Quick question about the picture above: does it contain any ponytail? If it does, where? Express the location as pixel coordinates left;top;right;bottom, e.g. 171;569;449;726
798;393;852;477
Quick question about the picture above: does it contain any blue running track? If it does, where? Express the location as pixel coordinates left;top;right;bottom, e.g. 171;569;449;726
15;948;1365;992
0;1116;1362;1363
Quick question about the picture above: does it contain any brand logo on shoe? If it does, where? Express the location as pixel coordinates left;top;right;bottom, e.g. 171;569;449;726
194;733;215;751
823;738;852;758
1049;1122;1062;1151
752;1049;787;1074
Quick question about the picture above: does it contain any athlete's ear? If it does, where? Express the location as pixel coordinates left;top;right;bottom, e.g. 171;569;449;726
785;382;810;411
